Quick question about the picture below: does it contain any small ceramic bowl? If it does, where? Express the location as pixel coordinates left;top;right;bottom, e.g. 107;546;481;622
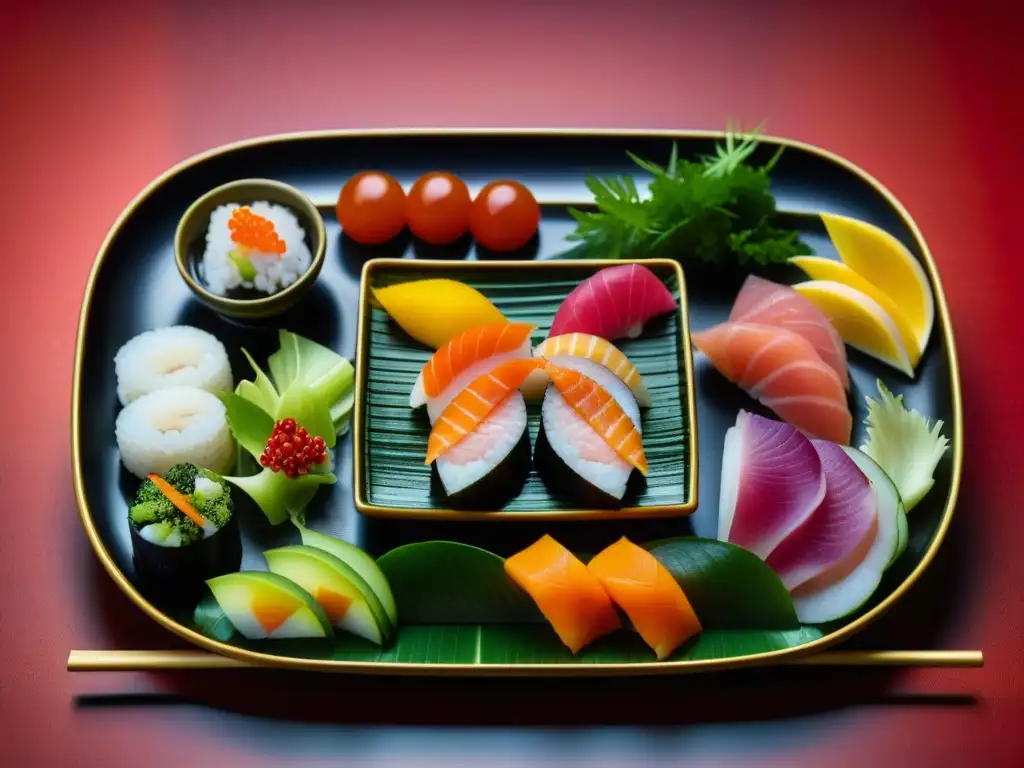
174;179;327;320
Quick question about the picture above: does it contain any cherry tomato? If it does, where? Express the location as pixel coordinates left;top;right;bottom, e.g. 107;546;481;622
405;172;472;245
336;171;407;245
469;180;540;251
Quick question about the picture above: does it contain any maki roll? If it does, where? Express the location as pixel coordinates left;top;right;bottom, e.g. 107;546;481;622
128;462;242;607
535;361;647;508
425;358;544;510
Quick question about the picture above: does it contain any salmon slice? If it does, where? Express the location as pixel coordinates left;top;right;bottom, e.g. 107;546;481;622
425;358;545;464
691;322;852;445
587;537;702;660
545;363;647;474
534;333;651;407
410;323;535;410
729;275;849;390
504;535;621;654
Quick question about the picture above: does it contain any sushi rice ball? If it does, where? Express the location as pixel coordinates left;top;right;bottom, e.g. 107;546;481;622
114;325;233;407
115;386;236;479
201;201;312;296
535;357;643;507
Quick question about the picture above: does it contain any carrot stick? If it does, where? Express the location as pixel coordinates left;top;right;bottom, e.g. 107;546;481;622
148;474;208;529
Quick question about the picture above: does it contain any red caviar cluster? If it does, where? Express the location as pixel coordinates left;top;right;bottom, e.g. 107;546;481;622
260;418;328;477
229;206;287;255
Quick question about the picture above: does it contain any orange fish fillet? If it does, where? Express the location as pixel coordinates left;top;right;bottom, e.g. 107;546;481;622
545;363;647;474
690;322;852;445
534;333;651;407
587;537;702;660
425;358;545;464
420;322;536;399
504;535;621;654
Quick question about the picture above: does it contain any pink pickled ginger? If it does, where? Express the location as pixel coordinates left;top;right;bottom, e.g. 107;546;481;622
548;264;676;341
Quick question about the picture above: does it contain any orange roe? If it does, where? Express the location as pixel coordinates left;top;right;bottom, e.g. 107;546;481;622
228;206;287;255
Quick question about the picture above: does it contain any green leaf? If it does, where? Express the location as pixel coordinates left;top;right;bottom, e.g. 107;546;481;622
219;392;275;461
647;537;800;629
360;265;692;512
276;380;336;449
237;348;280;415
223;466;336;525
376;542;545;624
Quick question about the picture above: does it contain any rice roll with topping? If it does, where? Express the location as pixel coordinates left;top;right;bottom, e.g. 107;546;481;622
115;385;235;478
202;202;312;296
128;463;242;607
114;325;233;406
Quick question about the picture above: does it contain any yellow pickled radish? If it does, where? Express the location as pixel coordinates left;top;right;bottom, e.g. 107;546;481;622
792;280;914;378
821;213;935;358
372;279;507;349
789;256;922;367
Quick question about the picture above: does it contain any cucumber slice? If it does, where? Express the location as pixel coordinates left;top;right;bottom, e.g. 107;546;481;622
264;545;393;645
206;571;332;640
791;447;906;624
295;524;398;631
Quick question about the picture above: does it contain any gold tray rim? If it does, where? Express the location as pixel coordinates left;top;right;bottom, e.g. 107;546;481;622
71;127;963;676
352;256;699;520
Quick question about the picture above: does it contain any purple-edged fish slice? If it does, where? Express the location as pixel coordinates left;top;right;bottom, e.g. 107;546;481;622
717;411;826;559
765;439;879;591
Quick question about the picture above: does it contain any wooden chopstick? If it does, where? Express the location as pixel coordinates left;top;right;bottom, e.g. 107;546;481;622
67;649;983;672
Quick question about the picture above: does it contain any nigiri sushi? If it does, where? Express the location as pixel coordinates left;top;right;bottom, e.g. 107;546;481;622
728;275;849;390
548;264;677;341
718;411;826;559
410;323;535;421
425;358;545;509
531;333;651;406
691;322;852;445
587;537;702;660
534;362;645;508
504;535;621;654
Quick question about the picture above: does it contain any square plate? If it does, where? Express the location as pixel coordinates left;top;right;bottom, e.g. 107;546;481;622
353;258;698;520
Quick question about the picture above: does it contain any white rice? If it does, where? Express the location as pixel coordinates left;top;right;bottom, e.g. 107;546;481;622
114;325;233;407
115;385;236;479
201;201;312;295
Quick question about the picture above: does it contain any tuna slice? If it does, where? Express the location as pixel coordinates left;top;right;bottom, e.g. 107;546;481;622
691;322;852;445
547;264;677;341
765;440;878;590
729;275;849;390
718;411;826;559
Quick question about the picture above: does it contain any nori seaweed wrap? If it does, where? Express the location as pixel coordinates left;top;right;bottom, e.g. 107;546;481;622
128;463;242;608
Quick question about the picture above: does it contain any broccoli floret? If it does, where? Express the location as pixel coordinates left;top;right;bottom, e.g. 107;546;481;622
132;477;170;507
192;473;234;529
128;500;166;526
165;463;200;494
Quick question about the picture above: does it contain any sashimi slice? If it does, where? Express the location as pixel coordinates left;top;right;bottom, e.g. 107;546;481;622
533;333;651;407
691;322;852;444
504;535;621;654
410;323;535;413
548;264;677;341
587;537;702;660
718;411;826;559
765;440;878;590
425;358;545;464
728;275;849;390
545;363;647;474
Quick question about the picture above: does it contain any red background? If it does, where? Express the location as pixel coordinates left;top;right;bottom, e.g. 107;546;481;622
2;0;1022;765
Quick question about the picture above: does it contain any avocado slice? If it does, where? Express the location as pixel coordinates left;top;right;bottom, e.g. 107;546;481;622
264;545;393;645
294;523;398;631
205;571;333;640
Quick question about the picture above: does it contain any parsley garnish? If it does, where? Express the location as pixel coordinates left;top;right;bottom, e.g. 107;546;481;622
565;122;811;265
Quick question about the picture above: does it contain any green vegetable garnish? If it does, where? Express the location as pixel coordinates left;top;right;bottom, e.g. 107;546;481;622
860;380;950;512
228;248;258;280
564;121;811;265
127;463;234;545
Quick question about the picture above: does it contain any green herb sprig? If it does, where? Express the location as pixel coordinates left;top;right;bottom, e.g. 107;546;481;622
565;122;811;265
